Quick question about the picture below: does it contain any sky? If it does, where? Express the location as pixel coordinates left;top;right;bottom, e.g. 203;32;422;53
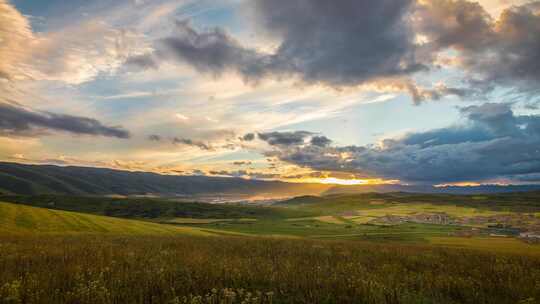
1;0;540;186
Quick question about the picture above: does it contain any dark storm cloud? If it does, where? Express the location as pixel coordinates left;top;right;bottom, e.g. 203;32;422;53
0;102;130;138
479;4;540;93
145;0;540;103
268;103;540;184
159;20;271;81
414;0;493;53
155;0;423;87
258;131;313;147
246;0;424;85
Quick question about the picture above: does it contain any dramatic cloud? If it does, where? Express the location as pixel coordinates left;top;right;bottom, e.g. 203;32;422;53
0;103;130;138
159;20;270;81
0;0;33;82
0;0;134;142
139;0;540;103
151;0;424;88
0;0;144;85
4;0;540;183
267;103;540;183
246;0;423;85
416;0;540;95
414;0;494;53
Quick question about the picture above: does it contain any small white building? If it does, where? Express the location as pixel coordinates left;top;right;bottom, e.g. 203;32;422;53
519;232;540;239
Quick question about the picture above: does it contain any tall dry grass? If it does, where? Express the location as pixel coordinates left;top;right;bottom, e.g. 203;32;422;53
1;235;539;303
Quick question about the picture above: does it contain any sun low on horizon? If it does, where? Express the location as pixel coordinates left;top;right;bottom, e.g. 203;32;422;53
2;0;540;187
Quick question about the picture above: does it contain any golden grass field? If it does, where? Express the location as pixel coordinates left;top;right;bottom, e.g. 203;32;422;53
1;194;540;303
1;235;539;304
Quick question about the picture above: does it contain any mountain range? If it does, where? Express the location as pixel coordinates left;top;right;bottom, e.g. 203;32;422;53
1;162;539;198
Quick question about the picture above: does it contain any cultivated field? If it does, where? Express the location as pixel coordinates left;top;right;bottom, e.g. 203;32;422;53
175;193;540;248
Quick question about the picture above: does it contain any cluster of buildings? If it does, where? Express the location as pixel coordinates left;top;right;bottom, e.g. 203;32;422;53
519;232;540;243
368;211;540;243
370;212;456;225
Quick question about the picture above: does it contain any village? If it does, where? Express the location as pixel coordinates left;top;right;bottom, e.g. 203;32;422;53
369;211;540;242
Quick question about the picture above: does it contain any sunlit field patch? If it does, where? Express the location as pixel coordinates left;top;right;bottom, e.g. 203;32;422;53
0;202;212;236
313;215;347;224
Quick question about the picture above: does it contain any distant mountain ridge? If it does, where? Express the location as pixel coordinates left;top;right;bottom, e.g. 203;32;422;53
1;162;539;197
0;162;330;197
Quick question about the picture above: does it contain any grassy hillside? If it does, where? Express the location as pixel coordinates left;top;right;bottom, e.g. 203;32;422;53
0;201;211;236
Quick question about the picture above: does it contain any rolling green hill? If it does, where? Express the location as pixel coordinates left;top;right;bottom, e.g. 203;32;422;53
0;201;212;236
